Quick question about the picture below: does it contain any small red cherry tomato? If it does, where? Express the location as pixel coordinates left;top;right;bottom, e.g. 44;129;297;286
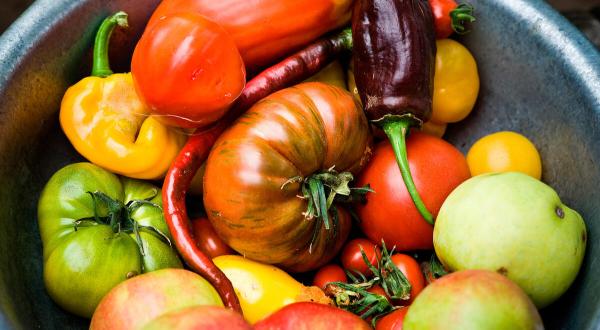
390;254;426;304
341;238;381;277
375;308;409;330
191;217;234;258
368;284;390;302
132;13;246;128
313;264;347;290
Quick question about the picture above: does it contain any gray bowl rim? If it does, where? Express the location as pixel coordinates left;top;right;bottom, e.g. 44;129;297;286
1;0;599;96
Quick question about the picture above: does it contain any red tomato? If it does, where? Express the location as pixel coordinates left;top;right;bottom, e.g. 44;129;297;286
313;264;347;290
421;261;437;285
429;0;475;39
341;238;380;276
391;254;425;304
429;0;457;39
356;132;471;251
254;302;371;330
132;13;245;128
375;308;408;330
367;284;390;302
191;217;234;258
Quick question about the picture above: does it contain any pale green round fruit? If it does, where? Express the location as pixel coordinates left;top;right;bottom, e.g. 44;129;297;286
434;172;586;308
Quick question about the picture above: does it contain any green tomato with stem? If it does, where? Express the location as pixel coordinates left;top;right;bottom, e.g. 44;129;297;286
38;162;182;318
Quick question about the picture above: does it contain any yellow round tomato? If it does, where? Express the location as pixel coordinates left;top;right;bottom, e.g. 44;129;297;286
431;39;479;123
420;121;447;138
467;131;542;179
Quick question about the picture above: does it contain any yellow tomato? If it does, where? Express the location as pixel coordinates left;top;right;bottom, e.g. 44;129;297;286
431;39;479;123
213;255;329;324
420;121;447;138
467;131;542;179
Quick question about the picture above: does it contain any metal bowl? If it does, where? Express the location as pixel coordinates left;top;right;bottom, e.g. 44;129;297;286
0;0;599;328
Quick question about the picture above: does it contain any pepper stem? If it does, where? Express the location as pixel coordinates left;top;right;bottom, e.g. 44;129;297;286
382;118;434;225
91;11;129;77
338;27;353;51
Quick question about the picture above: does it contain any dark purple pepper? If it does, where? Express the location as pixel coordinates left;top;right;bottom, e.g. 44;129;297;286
352;0;437;224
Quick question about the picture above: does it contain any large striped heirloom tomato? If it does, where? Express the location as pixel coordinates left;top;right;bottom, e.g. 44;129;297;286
203;82;372;272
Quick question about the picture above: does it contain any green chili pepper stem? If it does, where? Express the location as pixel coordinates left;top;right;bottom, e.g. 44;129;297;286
382;118;434;225
91;11;129;77
339;27;353;51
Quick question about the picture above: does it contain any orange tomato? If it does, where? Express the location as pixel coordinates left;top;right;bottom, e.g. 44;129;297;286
467;131;542;179
132;13;245;128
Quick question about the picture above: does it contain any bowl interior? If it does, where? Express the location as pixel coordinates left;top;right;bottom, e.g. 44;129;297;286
0;0;599;328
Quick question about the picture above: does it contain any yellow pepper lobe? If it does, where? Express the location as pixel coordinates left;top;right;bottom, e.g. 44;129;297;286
60;73;186;179
213;255;329;324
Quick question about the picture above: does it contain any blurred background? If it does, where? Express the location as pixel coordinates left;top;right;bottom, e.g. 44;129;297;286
1;0;599;48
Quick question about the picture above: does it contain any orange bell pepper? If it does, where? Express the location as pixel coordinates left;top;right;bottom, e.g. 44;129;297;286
146;0;353;71
60;12;186;179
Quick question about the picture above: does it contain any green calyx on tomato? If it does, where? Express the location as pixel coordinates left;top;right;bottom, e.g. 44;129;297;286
325;242;412;323
450;4;476;35
282;167;372;250
77;190;171;257
38;163;182;318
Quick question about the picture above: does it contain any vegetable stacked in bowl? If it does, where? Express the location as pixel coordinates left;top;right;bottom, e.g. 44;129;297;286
38;0;585;328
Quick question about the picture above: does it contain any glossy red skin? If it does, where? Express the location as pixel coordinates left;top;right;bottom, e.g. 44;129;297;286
391;254;425;304
146;0;352;71
341;238;381;276
203;83;370;272
356;132;471;251
254;302;371;330
132;13;245;128
142;306;252;330
192;217;234;258
313;264;347;290
429;0;457;39
376;308;408;330
162;31;353;311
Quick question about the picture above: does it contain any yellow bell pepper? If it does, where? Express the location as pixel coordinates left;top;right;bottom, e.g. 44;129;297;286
59;12;186;180
213;255;330;324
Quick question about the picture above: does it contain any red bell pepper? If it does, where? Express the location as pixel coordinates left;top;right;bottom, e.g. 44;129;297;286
146;0;353;72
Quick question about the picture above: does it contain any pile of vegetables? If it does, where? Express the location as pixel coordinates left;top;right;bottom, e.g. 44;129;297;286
38;0;586;328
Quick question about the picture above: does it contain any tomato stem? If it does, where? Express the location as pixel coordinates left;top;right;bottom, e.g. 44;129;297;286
382;117;434;225
292;168;364;229
375;241;412;300
450;3;476;35
91;11;128;77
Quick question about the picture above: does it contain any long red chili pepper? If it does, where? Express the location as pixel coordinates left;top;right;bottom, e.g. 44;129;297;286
162;27;353;313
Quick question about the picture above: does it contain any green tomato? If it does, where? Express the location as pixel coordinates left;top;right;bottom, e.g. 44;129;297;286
38;162;182;318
